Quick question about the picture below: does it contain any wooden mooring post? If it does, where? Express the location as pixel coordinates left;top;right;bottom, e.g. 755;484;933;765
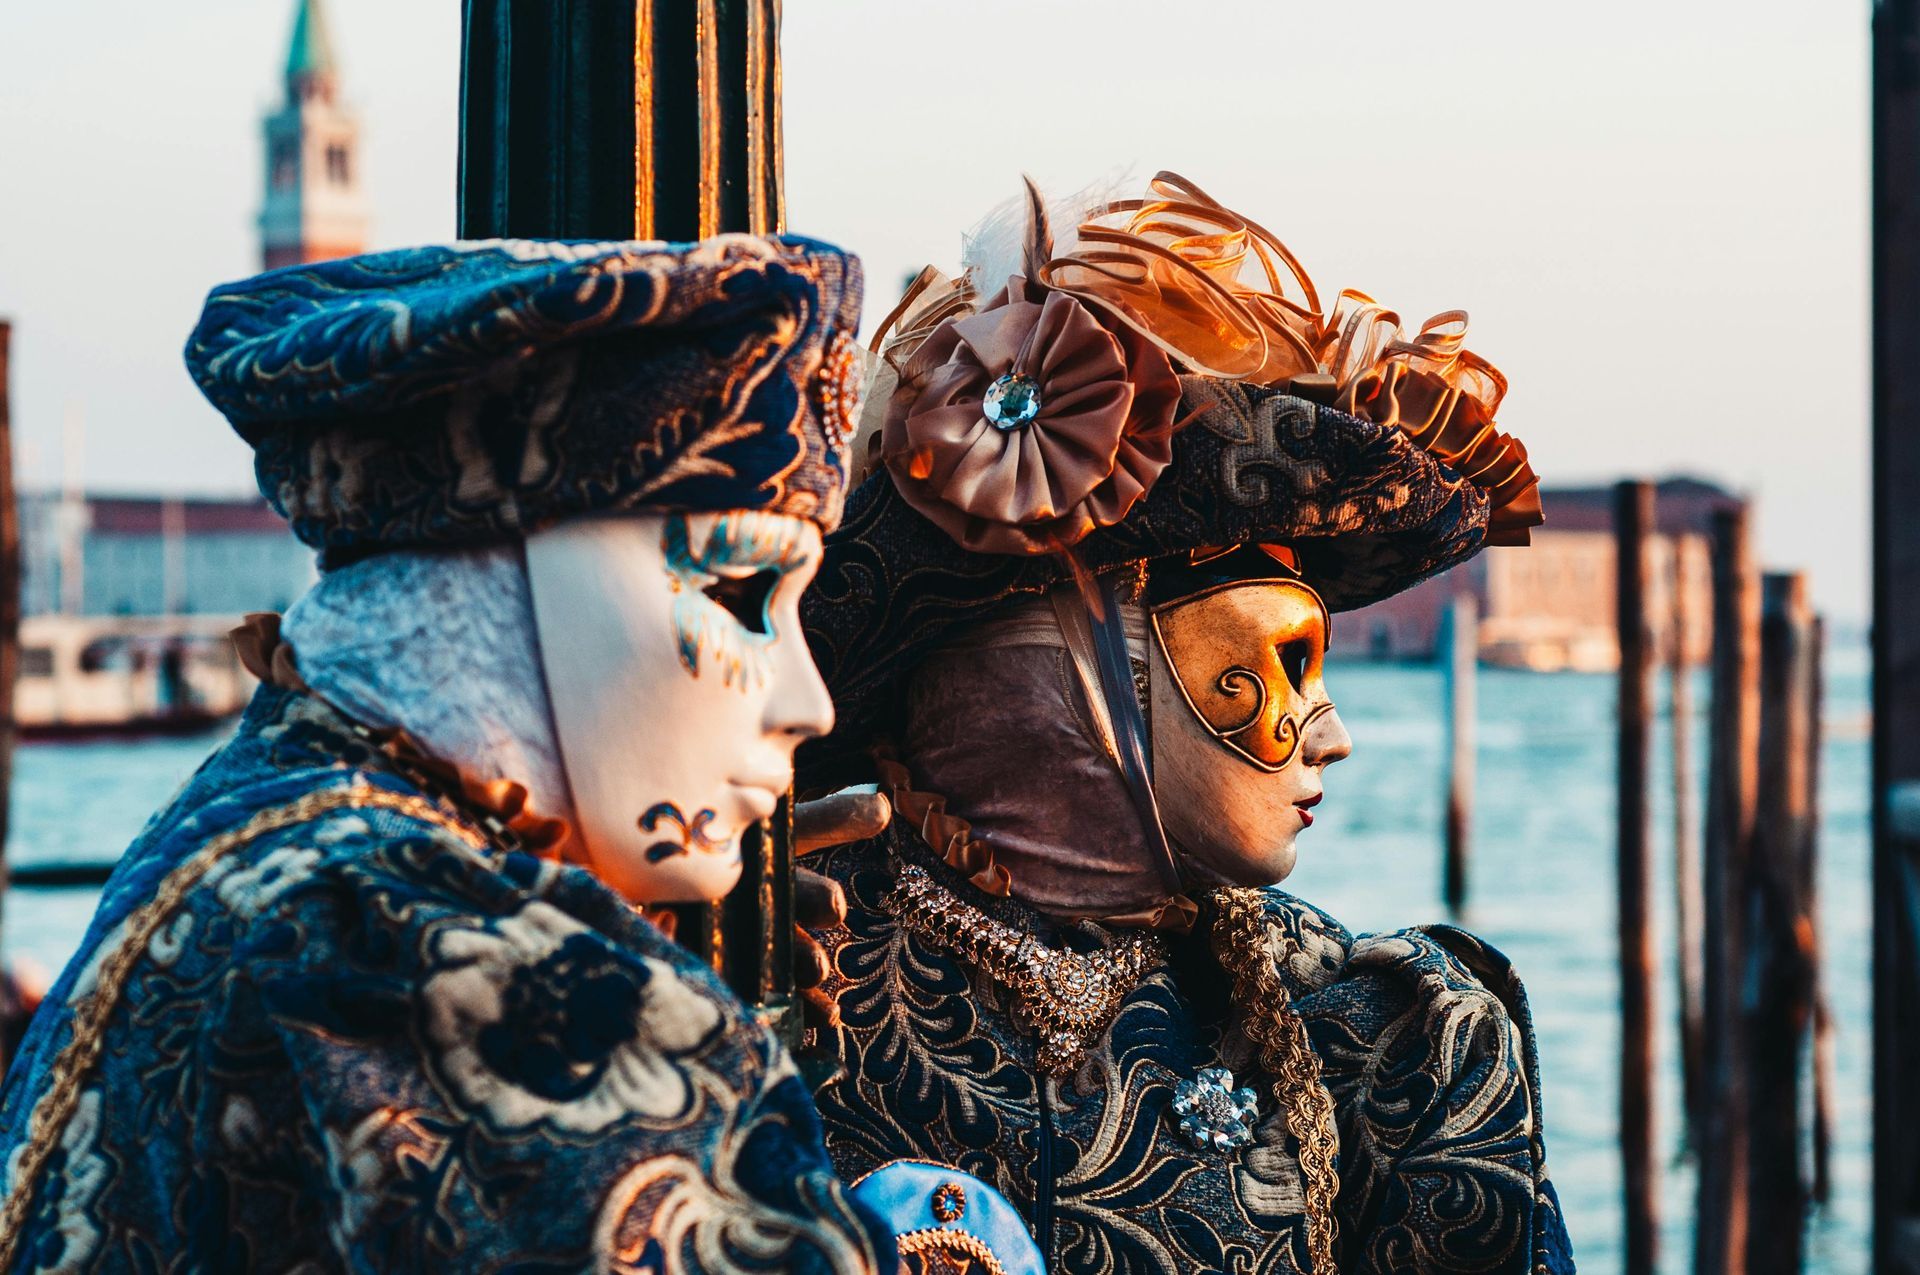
1807;616;1836;1208
1696;503;1757;1275
1442;593;1476;917
1671;534;1706;1143
1748;572;1818;1272
1615;480;1659;1275
1873;0;1920;1266
0;322;17;958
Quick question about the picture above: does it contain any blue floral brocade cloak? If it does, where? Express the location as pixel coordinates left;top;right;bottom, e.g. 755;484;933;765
809;832;1578;1275
0;687;896;1274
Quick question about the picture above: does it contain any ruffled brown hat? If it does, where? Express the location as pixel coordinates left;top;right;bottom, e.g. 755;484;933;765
800;172;1539;789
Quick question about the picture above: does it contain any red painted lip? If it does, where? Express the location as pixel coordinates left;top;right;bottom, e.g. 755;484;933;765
1296;793;1322;828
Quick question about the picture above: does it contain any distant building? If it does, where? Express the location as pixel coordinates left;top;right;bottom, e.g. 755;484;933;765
18;493;315;619
1342;478;1742;671
259;0;367;269
2;1;364;730
8;494;312;731
28;0;351;615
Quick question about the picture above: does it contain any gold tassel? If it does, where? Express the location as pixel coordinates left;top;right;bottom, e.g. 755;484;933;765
1208;887;1342;1275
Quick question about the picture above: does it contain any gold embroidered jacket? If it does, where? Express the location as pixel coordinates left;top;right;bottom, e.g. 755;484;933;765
808;829;1576;1275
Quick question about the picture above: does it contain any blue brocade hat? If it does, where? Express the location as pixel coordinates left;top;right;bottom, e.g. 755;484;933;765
186;235;864;564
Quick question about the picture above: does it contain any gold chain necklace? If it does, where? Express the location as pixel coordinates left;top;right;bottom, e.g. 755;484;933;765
886;864;1165;1075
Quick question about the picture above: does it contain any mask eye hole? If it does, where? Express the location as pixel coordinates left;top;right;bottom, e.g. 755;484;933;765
1279;639;1312;695
701;569;779;635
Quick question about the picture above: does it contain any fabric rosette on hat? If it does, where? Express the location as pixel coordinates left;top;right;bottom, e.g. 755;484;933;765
882;251;1181;555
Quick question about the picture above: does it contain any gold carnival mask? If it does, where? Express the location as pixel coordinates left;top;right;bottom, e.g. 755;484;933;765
1147;558;1350;888
1148;578;1334;772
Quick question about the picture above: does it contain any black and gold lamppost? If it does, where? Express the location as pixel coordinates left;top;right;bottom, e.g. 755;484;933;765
459;0;785;242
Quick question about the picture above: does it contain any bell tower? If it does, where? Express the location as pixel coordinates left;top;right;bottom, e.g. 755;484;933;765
259;0;367;270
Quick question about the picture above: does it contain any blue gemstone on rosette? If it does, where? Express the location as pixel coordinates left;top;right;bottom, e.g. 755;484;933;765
983;373;1042;431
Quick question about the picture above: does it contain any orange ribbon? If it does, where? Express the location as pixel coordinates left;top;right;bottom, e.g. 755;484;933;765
1040;172;1543;544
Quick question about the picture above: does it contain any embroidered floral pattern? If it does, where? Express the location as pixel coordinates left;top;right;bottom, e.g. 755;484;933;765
421;900;723;1134
209;843;325;919
188;236;865;560
14;1088;109;1274
319;1107;449;1255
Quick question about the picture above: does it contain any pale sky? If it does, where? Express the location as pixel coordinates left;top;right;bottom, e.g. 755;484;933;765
0;1;1868;615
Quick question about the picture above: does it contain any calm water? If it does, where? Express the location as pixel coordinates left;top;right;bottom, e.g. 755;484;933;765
0;652;1875;1274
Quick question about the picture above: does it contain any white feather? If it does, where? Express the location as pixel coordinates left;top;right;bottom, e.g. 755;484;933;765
959;169;1138;297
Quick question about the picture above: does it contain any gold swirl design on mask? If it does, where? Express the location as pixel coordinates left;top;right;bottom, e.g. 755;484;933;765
1152;578;1334;773
1213;666;1267;731
1211;666;1308;769
1290;700;1337;766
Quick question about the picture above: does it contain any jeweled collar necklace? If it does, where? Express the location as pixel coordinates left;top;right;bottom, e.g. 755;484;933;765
885;863;1165;1075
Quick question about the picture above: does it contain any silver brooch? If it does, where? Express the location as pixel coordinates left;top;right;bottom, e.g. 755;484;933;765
1172;1067;1260;1153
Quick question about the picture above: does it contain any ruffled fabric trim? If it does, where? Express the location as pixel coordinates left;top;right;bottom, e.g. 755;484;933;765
378;731;575;860
1043;172;1541;546
1113;890;1199;934
229;612;309;693
230;612;574;859
873;747;1197;934
1325;296;1541;547
873;750;1011;899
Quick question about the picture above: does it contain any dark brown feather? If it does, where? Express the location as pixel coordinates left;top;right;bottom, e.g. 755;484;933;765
1021;175;1052;283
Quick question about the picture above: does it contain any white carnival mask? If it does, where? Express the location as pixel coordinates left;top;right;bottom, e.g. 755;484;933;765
525;509;833;904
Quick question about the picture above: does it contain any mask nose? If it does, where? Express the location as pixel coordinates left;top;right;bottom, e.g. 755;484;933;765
763;628;835;744
1302;704;1352;770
